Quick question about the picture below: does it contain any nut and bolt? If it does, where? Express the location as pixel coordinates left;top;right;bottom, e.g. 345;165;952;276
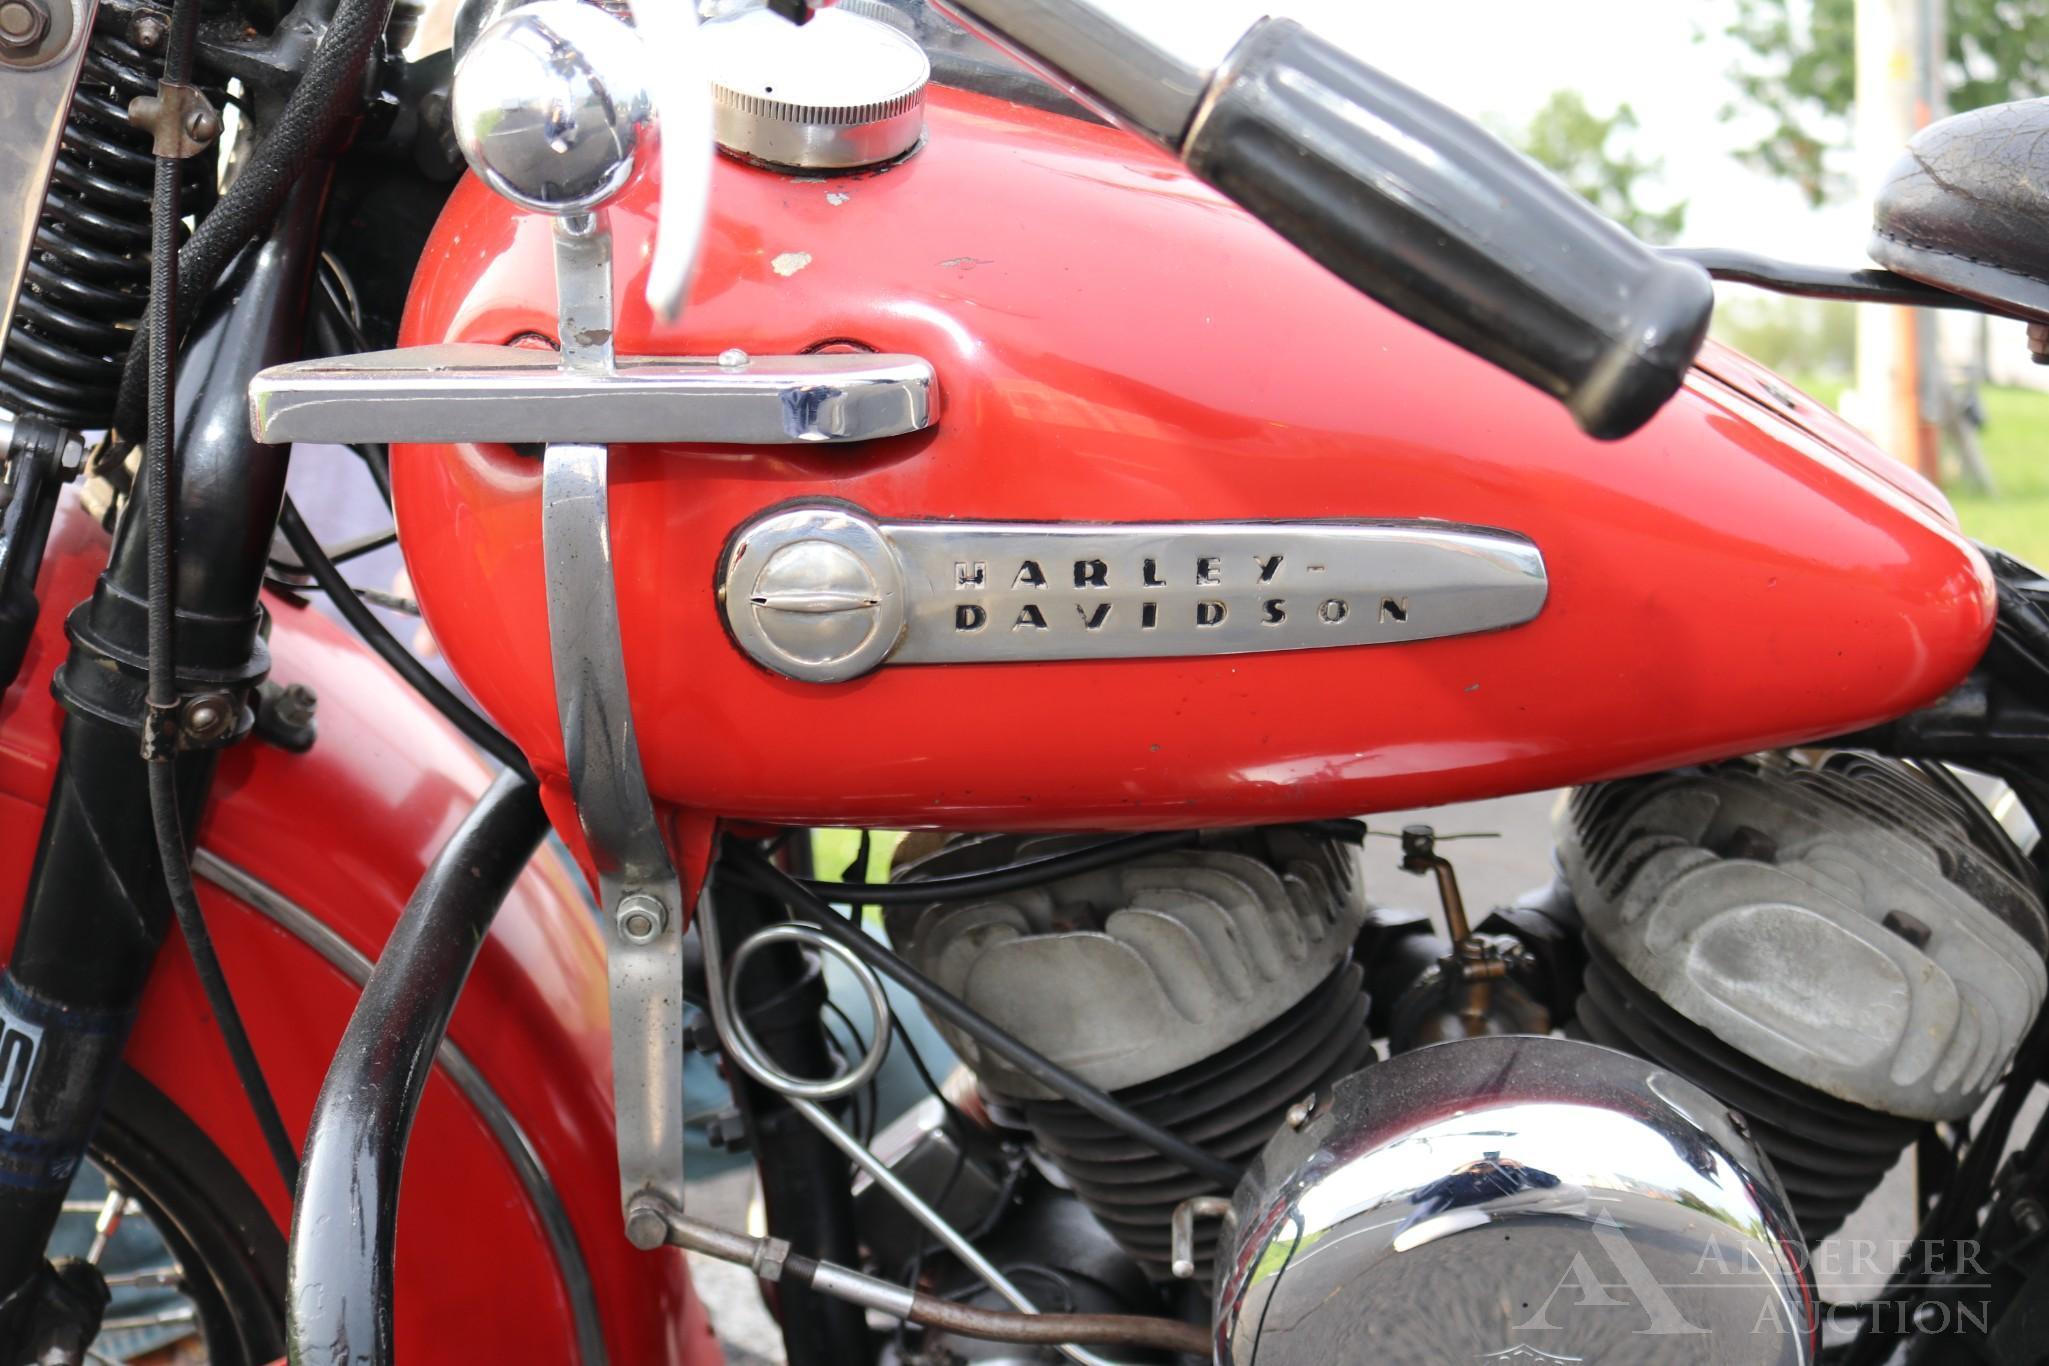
127;9;167;49
271;682;317;729
615;893;667;944
717;347;749;369
0;0;48;50
1283;1094;1317;1130
180;693;235;742
58;435;84;476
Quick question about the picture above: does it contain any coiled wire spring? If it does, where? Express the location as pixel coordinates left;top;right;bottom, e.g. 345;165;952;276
697;905;1127;1366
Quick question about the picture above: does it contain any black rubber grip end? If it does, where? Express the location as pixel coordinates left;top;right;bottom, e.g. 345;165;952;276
1185;18;1713;440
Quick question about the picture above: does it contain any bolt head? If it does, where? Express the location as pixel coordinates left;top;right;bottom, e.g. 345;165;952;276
0;0;47;48
184;107;221;144
1284;1094;1316;1129
615;893;666;944
181;694;235;740
127;10;166;48
624;1202;669;1251
717;348;749;369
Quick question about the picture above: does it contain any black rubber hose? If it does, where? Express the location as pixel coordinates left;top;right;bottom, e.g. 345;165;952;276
804;819;1364;906
112;0;398;439
276;498;533;780
804;831;1200;905
721;844;1245;1189
142;0;302;1198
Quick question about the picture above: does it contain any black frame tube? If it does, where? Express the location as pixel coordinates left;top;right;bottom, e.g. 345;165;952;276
707;876;870;1365
287;771;548;1366
0;172;327;1302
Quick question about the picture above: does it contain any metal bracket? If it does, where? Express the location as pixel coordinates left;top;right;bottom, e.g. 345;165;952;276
126;79;221;159
536;215;688;1224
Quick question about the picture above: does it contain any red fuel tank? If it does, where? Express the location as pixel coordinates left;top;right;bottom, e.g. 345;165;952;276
392;84;1993;832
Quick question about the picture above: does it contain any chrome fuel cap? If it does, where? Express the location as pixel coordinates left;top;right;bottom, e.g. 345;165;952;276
701;5;929;171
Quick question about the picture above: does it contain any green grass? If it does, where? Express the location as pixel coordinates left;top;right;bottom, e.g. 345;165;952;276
1948;385;2049;570
1787;377;2049;568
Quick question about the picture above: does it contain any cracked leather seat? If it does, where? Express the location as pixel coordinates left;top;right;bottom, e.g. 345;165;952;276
1870;97;2049;321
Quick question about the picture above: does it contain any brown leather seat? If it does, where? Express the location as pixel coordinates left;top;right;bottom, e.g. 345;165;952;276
1870;97;2049;321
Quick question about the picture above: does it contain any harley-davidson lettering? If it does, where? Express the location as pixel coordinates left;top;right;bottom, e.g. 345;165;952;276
948;554;1389;637
718;506;1547;683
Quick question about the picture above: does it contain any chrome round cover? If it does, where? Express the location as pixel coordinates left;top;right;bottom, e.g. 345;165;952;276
1216;1035;1812;1365
719;505;906;682
451;0;656;215
700;5;928;170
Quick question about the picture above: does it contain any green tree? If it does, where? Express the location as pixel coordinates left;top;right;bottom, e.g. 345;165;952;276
1720;0;2049;206
1517;90;1688;243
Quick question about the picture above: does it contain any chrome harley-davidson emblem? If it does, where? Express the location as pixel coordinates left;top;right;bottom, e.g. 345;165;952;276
719;505;1548;682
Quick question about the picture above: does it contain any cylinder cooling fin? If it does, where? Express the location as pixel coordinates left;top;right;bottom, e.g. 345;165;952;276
1559;753;2049;1237
888;826;1373;1278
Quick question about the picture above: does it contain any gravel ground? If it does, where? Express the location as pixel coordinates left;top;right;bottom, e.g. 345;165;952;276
686;791;2022;1360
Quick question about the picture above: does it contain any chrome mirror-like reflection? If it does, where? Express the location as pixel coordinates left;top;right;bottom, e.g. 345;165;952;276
1215;1034;1814;1365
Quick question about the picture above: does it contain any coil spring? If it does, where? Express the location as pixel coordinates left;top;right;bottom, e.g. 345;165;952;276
0;9;216;429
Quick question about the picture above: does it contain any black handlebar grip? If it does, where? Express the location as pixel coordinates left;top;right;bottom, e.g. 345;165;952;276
1183;18;1713;440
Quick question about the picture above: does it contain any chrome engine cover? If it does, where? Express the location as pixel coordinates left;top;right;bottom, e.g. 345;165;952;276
1559;754;2048;1121
1215;1035;1812;1365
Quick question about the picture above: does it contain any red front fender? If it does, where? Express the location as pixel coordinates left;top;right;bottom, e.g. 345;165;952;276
0;494;720;1366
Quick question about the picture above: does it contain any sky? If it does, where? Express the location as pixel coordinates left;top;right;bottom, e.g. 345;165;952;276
1270;0;1872;265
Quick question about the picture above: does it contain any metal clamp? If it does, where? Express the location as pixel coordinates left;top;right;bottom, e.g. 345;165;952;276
545;435;688;1220
537;210;690;1222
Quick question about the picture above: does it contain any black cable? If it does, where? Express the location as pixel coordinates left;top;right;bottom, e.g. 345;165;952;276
269;526;397;572
817;997;877;1147
889;1011;971;1135
722;844;1244;1188
308;265;391;506
800;831;1204;906
277;498;534;780
263;574;419;615
141;0;301;1199
113;0;400;440
1843;1011;2049;1365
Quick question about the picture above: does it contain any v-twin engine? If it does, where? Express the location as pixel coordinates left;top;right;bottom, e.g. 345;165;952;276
876;753;2047;1362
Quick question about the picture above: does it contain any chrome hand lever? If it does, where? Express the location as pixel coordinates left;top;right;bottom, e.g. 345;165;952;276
625;0;711;323
251;0;932;450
